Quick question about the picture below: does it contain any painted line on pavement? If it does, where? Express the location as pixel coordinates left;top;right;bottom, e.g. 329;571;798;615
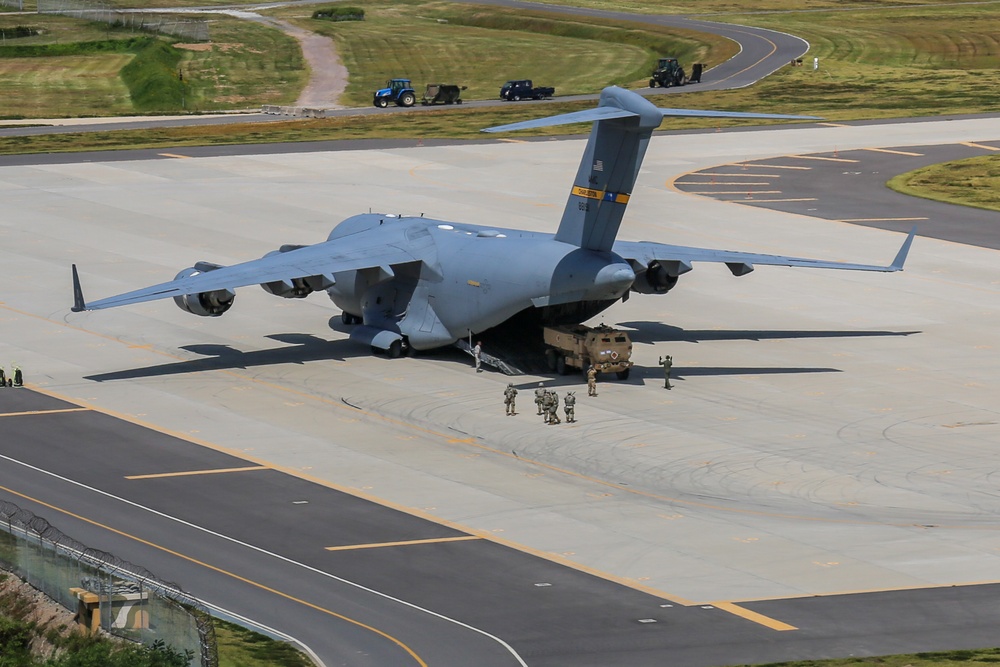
326;536;482;551
125;465;270;480
711;602;797;631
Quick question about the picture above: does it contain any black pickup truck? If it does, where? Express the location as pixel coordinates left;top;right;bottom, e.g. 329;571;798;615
500;80;555;101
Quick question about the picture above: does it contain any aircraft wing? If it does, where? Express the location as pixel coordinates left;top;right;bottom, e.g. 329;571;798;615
74;225;424;311
614;227;915;276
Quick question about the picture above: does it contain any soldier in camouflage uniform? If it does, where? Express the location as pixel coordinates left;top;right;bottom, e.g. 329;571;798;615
534;382;546;415
659;355;673;390
541;389;553;424
548;391;561;424
504;383;518;416
587;365;598;397
563;391;576;423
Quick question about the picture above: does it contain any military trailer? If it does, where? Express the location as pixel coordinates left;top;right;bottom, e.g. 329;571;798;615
543;324;634;380
421;83;466;105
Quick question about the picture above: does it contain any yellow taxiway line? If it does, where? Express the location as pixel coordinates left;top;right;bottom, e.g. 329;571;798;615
711;602;797;631
0;483;428;667
0;407;90;418
326;536;482;552
125;466;270;480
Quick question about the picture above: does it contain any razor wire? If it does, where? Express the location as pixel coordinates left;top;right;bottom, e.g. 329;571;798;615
35;0;209;42
0;499;218;667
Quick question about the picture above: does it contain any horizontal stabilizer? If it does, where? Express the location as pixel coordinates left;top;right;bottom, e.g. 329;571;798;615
483;106;638;133
483;86;821;134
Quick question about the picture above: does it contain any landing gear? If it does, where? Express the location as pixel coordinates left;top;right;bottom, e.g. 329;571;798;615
341;311;362;325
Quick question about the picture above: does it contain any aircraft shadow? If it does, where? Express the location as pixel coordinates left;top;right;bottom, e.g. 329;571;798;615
510;365;840;391
84;333;368;382
617;321;920;344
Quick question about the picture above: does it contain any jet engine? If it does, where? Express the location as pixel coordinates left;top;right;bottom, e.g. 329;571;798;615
630;260;679;295
172;266;235;317
261;277;314;299
259;246;315;299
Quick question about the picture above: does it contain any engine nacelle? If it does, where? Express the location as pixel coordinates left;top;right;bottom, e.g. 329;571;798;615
172;267;235;317
259;247;315;299
261;277;314;299
630;261;679;295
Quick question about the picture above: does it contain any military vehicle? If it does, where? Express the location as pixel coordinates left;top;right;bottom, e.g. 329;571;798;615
544;324;634;380
649;57;686;88
422;84;465;105
500;80;555;101
373;79;416;108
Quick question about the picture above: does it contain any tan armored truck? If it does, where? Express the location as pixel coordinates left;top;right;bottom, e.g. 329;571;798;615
543;324;634;380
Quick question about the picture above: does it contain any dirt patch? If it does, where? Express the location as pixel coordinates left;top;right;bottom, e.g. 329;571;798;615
174;43;213;51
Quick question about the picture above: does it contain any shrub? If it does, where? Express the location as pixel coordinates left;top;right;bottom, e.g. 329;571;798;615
312;6;364;21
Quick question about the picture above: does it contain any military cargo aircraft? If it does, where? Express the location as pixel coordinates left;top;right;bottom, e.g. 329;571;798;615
71;87;913;360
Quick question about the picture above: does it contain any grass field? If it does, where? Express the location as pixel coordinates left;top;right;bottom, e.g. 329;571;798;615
278;0;731;106
888;154;1000;212
0;53;132;117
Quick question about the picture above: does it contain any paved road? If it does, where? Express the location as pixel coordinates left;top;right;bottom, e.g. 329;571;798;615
0;0;807;138
6;386;1000;667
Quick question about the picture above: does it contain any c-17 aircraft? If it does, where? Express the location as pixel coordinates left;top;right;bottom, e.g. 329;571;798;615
71;87;913;361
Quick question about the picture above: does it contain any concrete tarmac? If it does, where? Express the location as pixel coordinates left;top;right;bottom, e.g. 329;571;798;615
2;116;1000;662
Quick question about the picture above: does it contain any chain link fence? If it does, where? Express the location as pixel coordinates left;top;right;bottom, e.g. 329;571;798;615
0;500;218;667
27;0;211;42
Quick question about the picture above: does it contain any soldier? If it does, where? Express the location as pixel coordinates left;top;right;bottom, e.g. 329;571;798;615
12;366;22;387
473;341;483;372
542;389;555;424
548;391;561;424
587;365;598;397
0;366;5;388
504;383;518;416
659;355;673;389
564;391;576;423
534;382;545;415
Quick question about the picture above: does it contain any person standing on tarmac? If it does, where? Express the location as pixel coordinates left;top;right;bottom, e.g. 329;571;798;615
548;391;561;424
0;366;6;388
564;391;576;423
534;382;546;415
659;355;673;390
504;383;518;416
473;341;483;372
587;365;598;397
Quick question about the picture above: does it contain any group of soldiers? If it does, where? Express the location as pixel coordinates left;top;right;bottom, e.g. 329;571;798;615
501;353;675;419
0;365;23;388
534;383;576;424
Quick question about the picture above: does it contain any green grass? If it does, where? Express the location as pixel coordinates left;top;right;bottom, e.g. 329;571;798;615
215;619;312;667
178;16;306;110
888;153;1000;212
274;0;728;106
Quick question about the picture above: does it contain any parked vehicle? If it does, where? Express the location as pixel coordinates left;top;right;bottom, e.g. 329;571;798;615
500;80;555;101
373;79;417;108
421;83;466;105
543;324;634;379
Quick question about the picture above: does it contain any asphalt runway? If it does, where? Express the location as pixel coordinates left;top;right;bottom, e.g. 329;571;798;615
2;115;1000;665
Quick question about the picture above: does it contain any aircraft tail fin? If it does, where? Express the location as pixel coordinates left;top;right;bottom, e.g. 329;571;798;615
485;87;819;252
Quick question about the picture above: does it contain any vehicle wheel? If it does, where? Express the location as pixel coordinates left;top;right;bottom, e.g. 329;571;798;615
616;368;631;381
512;95;521;102
545;349;557;372
387;340;403;358
456;99;463;104
400;92;415;107
341;311;354;325
555;355;567;375
375;98;388;108
649;79;656;88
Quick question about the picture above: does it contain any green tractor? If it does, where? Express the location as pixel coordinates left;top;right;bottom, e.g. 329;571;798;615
649;57;687;88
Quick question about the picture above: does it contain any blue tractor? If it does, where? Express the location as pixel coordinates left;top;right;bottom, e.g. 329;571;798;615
373;79;417;108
